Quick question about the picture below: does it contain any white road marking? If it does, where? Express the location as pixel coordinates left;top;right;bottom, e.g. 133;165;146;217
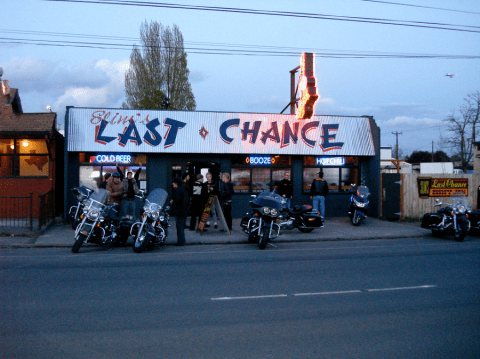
211;294;288;301
211;285;437;301
294;290;362;296
366;285;437;292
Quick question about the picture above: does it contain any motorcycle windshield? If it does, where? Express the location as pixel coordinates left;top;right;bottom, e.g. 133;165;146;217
145;188;168;208
450;192;471;210
252;191;284;210
87;189;109;207
356;186;370;199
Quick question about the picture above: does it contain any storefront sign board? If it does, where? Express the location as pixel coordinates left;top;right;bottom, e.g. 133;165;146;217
417;177;468;197
67;108;375;156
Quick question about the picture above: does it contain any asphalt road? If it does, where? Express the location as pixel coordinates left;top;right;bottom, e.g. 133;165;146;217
1;237;479;359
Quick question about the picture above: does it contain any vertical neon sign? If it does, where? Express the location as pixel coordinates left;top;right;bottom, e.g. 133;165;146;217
296;53;319;120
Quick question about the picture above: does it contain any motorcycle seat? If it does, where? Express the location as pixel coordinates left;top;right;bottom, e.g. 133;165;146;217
288;205;311;215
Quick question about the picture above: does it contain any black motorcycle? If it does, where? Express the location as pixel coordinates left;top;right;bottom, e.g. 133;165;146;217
69;185;94;230
72;189;132;253
240;191;285;249
348;185;370;226
421;192;471;242
468;210;480;235
285;204;323;233
131;189;170;253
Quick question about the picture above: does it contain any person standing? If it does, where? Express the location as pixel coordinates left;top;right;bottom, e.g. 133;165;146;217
277;171;293;208
189;174;208;231
205;172;219;228
170;177;189;246
116;163;142;219
106;172;125;215
219;172;234;231
310;171;328;223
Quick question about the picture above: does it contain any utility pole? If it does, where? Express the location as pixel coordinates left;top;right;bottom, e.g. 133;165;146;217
432;141;434;162
392;131;402;159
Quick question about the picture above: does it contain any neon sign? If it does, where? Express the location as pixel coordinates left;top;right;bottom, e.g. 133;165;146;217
296;53;319;120
246;156;273;165
90;154;132;164
316;157;345;166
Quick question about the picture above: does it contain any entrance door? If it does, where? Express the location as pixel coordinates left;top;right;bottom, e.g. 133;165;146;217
382;173;402;220
186;161;221;184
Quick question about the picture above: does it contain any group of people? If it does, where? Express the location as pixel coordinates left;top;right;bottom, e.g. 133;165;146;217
100;163;143;219
170;172;234;246
98;165;329;246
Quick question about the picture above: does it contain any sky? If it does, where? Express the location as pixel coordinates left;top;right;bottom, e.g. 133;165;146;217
1;0;479;157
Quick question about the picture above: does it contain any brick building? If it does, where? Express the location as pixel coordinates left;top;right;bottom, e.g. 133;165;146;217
0;78;64;219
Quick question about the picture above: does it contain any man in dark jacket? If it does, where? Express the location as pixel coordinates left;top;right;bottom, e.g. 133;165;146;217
170;177;189;246
310;171;328;222
189;174;208;231
219;172;234;231
277;171;293;208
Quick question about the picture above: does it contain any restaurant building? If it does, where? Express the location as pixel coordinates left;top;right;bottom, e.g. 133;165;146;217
64;107;380;218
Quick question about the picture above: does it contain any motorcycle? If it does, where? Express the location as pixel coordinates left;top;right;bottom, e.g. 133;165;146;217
240;191;285;249
421;192;471;242
131;189;170;253
72;188;133;253
347;185;370;226
68;185;94;229
285;204;323;233
468;210;480;235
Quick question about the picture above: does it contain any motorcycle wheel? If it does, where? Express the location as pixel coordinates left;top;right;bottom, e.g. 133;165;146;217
133;230;152;253
258;227;269;250
72;233;87;253
352;214;363;226
454;222;469;242
298;227;314;233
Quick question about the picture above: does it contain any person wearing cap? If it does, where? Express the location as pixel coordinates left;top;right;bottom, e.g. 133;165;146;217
189;174;208;231
107;172;125;210
310;171;329;222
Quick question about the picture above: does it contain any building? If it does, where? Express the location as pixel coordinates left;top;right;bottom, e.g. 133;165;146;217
0;79;64;219
64;107;381;218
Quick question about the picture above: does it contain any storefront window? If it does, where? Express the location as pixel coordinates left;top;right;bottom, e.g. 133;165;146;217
231;167;250;193
78;153;147;190
0;139;14;154
303;156;359;193
252;167;271;193
231;155;291;194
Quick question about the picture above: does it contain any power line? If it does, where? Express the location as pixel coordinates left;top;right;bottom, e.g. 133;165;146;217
360;0;480;16
42;0;480;34
2;33;480;59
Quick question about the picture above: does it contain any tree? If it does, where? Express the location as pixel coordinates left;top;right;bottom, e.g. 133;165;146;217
443;90;480;173
405;150;451;164
124;21;196;111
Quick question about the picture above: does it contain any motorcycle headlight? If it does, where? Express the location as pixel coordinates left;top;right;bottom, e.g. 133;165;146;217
149;211;160;219
88;210;99;220
456;206;466;215
270;208;279;217
263;207;271;215
159;216;165;222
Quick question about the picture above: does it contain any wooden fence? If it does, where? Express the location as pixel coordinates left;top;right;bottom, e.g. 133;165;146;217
400;174;479;218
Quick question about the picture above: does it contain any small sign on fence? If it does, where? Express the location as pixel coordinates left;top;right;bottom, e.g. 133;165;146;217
417;177;468;198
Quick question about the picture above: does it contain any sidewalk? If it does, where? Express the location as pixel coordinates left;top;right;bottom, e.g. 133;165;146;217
0;217;430;248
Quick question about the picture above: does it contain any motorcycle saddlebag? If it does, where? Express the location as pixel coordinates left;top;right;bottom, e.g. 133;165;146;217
421;213;442;228
304;212;323;227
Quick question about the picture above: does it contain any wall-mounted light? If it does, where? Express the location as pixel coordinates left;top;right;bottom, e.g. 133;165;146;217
22;140;29;147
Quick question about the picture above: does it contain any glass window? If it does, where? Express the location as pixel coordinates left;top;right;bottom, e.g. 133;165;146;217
16;139;48;154
18;156;49;176
79;166;99;190
252;167;271;193
0;139;14;154
231;167;250;193
272;168;290;191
